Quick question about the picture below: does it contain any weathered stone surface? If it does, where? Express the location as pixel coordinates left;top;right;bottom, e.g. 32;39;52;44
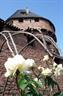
0;34;63;96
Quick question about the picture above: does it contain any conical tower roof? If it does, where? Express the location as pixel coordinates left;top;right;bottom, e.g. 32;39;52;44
6;9;55;31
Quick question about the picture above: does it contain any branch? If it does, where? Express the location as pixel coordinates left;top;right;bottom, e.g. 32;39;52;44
19;39;35;53
8;32;18;55
0;33;14;56
1;30;18;55
37;29;47;47
10;30;53;57
44;35;58;50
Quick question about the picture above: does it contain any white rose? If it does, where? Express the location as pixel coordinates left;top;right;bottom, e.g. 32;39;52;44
54;64;63;76
41;68;52;76
24;59;35;68
5;70;12;77
34;78;38;81
4;54;35;77
18;59;35;72
38;65;43;70
34;78;42;86
53;62;57;69
4;55;25;77
43;55;49;61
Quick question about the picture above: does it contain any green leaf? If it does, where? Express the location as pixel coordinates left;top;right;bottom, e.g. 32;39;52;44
38;93;43;96
45;76;58;88
27;83;39;96
18;79;28;90
31;80;43;88
53;92;63;96
26;94;33;96
59;93;63;96
27;83;43;96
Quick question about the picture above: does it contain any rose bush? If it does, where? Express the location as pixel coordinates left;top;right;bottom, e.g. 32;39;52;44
4;54;63;96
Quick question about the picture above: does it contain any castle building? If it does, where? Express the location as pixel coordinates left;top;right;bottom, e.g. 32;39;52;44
6;9;56;41
0;9;63;95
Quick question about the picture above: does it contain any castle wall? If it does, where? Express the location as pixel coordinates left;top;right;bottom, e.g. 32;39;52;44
0;34;63;95
10;19;54;32
0;12;62;95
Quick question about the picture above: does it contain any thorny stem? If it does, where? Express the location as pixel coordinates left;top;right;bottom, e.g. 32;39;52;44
16;71;21;96
16;71;25;96
56;82;61;93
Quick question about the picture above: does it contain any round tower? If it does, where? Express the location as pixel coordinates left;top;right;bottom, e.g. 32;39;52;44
0;9;63;96
6;9;57;42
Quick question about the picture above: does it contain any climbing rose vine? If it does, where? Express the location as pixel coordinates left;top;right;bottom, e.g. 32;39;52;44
4;54;63;96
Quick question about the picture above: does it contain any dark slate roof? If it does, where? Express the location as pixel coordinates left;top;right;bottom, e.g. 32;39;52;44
0;18;4;23
6;9;41;19
0;19;5;31
0;18;4;26
6;9;55;31
0;18;20;31
54;56;63;64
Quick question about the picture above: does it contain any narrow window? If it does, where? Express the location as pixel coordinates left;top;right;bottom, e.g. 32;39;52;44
20;11;26;15
18;19;23;22
34;18;39;22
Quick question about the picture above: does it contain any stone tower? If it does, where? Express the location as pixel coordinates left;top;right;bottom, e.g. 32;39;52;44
6;9;59;57
0;9;63;95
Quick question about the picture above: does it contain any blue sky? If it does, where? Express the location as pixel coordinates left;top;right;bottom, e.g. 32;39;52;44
0;0;63;55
